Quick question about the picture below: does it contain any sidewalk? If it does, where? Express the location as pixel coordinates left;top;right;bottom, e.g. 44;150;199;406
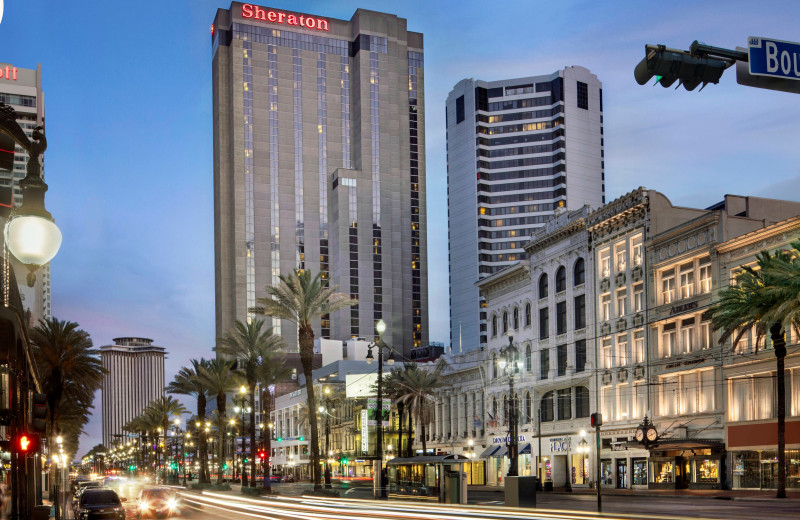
469;484;800;501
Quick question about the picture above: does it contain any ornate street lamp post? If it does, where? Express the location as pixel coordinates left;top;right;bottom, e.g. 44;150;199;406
234;385;251;486
318;386;334;489
498;335;521;477
366;319;394;498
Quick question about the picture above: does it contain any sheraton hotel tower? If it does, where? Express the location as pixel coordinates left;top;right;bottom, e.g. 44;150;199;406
212;3;428;354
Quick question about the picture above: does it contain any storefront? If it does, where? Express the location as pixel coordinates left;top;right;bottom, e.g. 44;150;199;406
598;432;650;490
646;439;725;490
727;418;800;490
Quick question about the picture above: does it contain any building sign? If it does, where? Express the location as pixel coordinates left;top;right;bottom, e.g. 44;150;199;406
367;398;390;427
611;442;628;452
360;409;369;452
669;301;698;315
492;435;526;444
549;437;571;453
0;65;17;81
241;4;330;31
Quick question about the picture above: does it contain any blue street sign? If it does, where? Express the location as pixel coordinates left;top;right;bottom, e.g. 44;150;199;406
748;36;800;80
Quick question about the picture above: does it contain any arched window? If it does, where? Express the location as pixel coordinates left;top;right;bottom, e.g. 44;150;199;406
525;303;532;327
502;311;509;334
556;266;566;293
492;397;498;424
525;392;532;424
525;344;532;372
575;386;590;418
574;257;585;286
538;273;548;299
492;352;498;379
503;395;509;426
492;315;498;337
541;391;555;422
513;307;519;330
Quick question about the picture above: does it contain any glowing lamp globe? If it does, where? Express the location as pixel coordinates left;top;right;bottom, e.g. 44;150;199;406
5;215;61;266
375;319;386;335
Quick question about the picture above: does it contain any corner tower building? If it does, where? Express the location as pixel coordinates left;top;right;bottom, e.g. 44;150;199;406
212;3;428;354
447;68;604;352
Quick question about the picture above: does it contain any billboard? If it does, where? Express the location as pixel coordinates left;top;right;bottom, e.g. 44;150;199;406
345;373;377;398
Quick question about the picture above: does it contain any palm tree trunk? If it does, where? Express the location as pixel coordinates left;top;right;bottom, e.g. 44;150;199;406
263;390;273;489
397;403;404;459
406;413;413;458
198;394;209;484
420;409;427;456
299;323;321;490
770;323;787;499
249;388;257;487
217;393;226;484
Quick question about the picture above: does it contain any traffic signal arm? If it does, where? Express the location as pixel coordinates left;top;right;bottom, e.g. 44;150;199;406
634;41;746;91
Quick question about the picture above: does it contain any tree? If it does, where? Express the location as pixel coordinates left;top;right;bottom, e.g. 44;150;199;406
392;364;443;456
711;240;800;499
252;269;357;489
255;353;292;487
382;366;411;458
197;358;240;483
217;319;285;486
166;358;212;483
143;396;187;480
30;318;106;458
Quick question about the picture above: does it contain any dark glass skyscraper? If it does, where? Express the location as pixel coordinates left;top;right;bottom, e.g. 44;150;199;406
212;3;428;355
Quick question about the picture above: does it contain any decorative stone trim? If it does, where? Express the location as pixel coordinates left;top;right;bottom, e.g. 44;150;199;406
602;371;612;385
633;313;644;327
634;365;645;380
631;265;642;281
601;323;611;336
616;317;627;332
618;368;628;383
600;278;610;293
615;272;626;286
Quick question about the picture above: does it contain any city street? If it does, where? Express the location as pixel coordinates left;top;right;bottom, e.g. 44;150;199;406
176;485;800;520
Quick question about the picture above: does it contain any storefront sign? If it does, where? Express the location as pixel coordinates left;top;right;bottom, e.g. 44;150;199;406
360;409;369;452
492;435;526;444
366;398;390;427
665;357;706;369
611;442;627;451
0;65;17;81
669;301;698;315
241;4;330;31
549;437;571;452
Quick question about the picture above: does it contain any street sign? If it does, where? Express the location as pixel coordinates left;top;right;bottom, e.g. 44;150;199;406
736;46;800;94
748;36;800;80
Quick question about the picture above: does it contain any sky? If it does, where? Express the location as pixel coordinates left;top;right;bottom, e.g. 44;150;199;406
1;0;799;454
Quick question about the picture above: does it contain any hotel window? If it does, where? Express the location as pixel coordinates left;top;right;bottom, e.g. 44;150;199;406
525;303;532;327
539;307;549;339
661;323;676;358
513;306;519;330
556;301;567;335
599;249;610;278
601;386;614;421
525;344;532;372
557;344;568;377
577;81;588;110
681;318;695;353
616;289;627;317
679;262;695;299
617;335;629;366
603;337;613;369
633;283;643;313
659;376;678;417
700;369;715;412
699;256;712;293
574;294;586;329
700;318;712;349
541;392;554;422
575;386;590;418
680;372;698;415
633;329;645;364
633;381;647;419
631;235;643;266
661;268;676;304
557;388;572;420
540;348;550;380
575;339;586;372
601;294;611;321
502;311;508;334
492;315;497;337
538;273;549;299
555;266;567;293
573;257;585;286
617;383;630;420
615;242;627;272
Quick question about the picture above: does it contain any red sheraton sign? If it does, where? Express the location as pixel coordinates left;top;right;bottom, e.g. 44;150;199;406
241;4;329;31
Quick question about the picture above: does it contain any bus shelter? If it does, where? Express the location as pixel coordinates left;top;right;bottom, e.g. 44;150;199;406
386;455;468;503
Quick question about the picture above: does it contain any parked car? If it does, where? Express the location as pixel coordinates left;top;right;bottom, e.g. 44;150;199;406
137;487;181;518
73;488;126;520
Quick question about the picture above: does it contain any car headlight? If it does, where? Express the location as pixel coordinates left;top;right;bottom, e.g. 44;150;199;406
139;501;150;510
167;498;178;509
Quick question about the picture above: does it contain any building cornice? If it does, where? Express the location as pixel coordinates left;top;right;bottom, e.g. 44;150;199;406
587;187;648;240
716;215;800;255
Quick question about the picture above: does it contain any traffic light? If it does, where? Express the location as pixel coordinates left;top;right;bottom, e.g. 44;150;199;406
17;433;41;453
590;413;603;428
276;437;282;442
298;436;304;442
634;45;728;91
258;450;266;461
32;393;47;433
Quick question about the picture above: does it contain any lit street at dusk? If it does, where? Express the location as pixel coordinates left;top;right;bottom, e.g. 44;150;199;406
1;1;800;519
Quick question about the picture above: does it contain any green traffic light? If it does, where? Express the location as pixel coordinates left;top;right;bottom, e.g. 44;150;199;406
298;436;304;441
656;75;663;83
276;437;282;442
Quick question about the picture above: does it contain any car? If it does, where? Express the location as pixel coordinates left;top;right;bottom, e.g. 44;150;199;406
137;487;181;518
73;488;126;520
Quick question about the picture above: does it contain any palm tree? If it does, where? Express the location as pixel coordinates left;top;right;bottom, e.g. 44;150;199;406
711;240;800;499
197;358;240;483
252;269;357;489
217;319;285;487
383;366;411;458
144;396;188;481
166;358;212;483
255;353;292;487
30;318;106;458
393;364;443;456
123;412;161;472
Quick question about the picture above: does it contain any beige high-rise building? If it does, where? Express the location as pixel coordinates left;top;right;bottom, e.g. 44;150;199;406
212;3;428;355
101;337;166;447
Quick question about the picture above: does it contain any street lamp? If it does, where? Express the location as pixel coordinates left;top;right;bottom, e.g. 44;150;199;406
318;386;334;489
0;104;61;286
497;335;522;477
577;430;589;485
234;386;251;486
366;319;394;498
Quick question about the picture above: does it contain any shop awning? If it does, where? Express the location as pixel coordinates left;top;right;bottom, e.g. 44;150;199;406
624;438;725;451
479;446;499;458
519;443;532;455
493;446;508;458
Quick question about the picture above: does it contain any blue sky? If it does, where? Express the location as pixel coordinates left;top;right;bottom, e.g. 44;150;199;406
2;0;799;453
